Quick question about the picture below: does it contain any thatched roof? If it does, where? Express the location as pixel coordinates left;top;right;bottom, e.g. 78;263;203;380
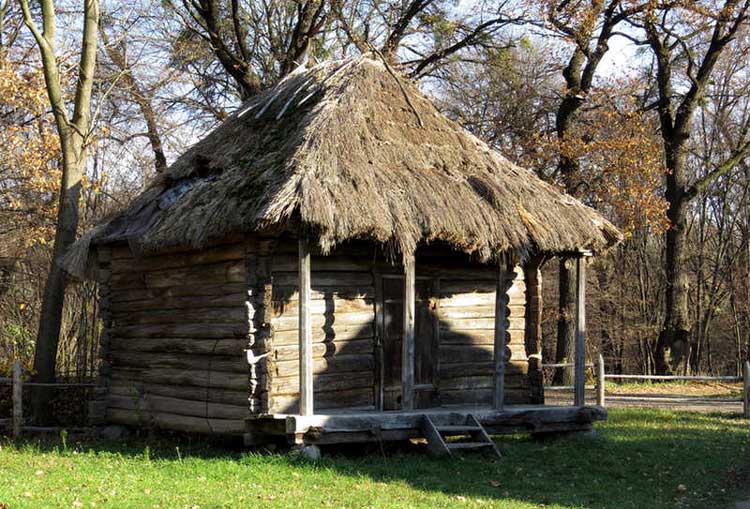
66;55;621;277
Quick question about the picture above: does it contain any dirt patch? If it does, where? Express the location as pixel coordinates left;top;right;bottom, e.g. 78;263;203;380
545;386;743;414
606;381;743;398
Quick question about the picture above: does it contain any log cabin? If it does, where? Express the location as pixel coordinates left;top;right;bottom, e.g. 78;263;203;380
65;56;622;452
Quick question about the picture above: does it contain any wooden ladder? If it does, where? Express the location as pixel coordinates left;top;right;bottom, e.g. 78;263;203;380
422;414;501;458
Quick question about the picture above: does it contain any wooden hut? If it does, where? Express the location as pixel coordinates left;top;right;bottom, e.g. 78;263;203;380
66;56;621;451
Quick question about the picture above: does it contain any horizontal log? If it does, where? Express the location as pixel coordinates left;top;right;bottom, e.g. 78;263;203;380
439;304;525;320
107;393;248;420
272;311;374;332
270;387;374;414
272;286;375;302
109;337;246;356
271;372;375;395
439;316;525;331
113;323;249;339
110;367;247;391
273;354;375;377
110;261;245;289
439;292;494;308
439;345;493;363
273;339;374;361
272;271;373;287
271;254;373;272
110;293;247;313
440;388;529;406
422;266;513;280
438;343;526;363
109;380;248;406
273;324;374;345
107;407;245;434
281;404;605;437
272;298;373;317
440;360;529;379
109;351;247;374
110;284;247;304
110;244;245;273
439;328;523;346
110;236;243;259
439;374;528;391
112;307;247;326
440;280;525;297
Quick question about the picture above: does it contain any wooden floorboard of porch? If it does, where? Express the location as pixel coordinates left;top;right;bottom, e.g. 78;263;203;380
245;405;607;445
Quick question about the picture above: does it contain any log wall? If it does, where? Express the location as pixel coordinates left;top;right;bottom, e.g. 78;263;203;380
268;241;376;414
97;236;542;434
432;263;530;406
101;240;251;435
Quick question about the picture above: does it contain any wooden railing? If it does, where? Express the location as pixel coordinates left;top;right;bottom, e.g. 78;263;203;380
542;354;750;418
1;361;98;437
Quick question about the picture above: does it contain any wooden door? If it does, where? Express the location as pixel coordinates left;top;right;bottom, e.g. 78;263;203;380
379;275;438;410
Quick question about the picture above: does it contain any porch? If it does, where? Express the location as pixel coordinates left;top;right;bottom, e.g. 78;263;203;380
247;239;599;448
246;404;607;446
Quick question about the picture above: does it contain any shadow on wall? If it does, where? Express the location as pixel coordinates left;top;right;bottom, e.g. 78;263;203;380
268;240;542;414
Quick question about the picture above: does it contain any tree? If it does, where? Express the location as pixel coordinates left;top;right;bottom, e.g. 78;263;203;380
19;0;101;420
534;0;648;383
333;0;522;79
165;0;329;101
630;0;750;373
99;2;174;173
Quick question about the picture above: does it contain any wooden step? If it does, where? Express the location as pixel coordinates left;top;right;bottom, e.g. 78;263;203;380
422;414;501;458
436;425;482;434
446;442;493;450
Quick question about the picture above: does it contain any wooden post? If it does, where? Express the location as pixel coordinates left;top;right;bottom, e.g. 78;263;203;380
743;361;749;419
402;254;415;411
12;360;22;438
493;261;508;410
298;236;313;416
596;353;605;407
574;255;587;407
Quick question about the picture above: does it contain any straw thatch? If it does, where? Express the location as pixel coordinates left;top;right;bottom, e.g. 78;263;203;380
66;55;621;277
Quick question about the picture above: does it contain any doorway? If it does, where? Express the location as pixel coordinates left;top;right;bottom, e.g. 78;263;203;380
378;275;439;410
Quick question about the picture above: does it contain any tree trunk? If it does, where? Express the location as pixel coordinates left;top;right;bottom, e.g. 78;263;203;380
31;140;85;422
21;0;100;423
554;257;576;385
656;147;691;374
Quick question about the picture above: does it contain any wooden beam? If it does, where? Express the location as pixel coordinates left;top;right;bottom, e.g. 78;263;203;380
574;256;587;407
402;253;416;411
299;236;313;416
493;261;507;410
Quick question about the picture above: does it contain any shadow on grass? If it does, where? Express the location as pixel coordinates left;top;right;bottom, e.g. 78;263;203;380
5;409;750;509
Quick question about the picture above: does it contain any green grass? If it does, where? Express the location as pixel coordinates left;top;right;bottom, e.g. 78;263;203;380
1;409;749;509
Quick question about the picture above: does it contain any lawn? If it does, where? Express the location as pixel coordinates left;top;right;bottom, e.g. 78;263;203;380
0;409;748;509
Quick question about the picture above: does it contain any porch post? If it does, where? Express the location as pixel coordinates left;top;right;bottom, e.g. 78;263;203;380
299;236;313;416
402;253;416;411
574;254;589;407
493;260;508;410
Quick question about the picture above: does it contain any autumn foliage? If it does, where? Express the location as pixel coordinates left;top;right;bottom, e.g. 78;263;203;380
0;56;60;252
